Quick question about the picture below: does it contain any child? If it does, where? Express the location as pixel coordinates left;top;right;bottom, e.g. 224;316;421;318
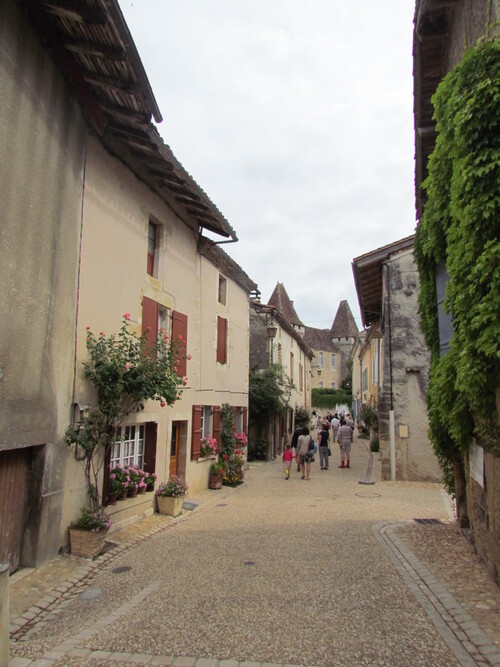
282;444;294;480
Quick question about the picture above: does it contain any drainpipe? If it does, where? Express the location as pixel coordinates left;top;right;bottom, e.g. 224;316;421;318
384;262;396;481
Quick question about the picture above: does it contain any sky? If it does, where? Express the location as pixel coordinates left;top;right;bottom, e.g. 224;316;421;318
119;1;417;330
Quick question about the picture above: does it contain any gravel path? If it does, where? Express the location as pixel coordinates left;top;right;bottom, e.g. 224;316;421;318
8;441;500;666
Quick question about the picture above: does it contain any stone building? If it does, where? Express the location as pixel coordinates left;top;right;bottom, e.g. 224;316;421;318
352;235;440;482
0;0;255;570
413;0;500;579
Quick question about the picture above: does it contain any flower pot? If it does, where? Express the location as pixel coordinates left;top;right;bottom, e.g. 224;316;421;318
107;493;118;505
208;472;223;490
137;485;146;494
69;528;109;558
128;486;138;498
146;485;154;493
157;495;184;517
117;490;128;500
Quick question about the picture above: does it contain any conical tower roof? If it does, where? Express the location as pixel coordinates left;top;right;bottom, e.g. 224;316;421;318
330;300;358;338
267;282;304;327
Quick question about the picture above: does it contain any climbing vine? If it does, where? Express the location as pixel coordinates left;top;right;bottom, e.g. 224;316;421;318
414;40;500;490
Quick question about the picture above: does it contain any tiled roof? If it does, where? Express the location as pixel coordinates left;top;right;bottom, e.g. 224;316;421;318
198;238;259;296
330;300;359;338
303;327;340;353
18;0;237;241
267;282;304;327
251;302;314;359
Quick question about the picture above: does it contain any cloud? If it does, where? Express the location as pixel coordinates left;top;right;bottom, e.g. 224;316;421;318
120;0;417;328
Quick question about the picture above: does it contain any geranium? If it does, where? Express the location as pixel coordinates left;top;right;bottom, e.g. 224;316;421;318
234;432;248;446
155;475;189;497
200;436;218;458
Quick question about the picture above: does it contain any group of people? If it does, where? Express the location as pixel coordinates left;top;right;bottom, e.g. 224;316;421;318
283;411;354;481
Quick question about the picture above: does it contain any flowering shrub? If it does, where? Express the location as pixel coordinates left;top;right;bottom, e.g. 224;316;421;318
210;461;225;475
70;507;111;532
234;432;248;446
221;453;245;487
66;313;187;513
200;436;218;458
144;471;157;488
156;475;189;497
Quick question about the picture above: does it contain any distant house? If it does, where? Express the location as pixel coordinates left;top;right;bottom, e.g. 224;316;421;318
0;0;255;569
249;289;313;459
352;235;440;482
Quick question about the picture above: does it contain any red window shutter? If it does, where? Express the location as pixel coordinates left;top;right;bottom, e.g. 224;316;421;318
191;405;202;460
243;407;248;434
144;422;158;474
172;311;188;377
213;405;221;451
142;297;159;352
103;443;112;506
217;316;227;364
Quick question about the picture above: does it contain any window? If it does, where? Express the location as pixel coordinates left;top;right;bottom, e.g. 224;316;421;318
299;363;303;392
319;381;323;389
111;424;145;469
218;274;227;305
147;221;158;277
331;382;336;389
290;352;294;382
331;353;335;369
217;316;228;364
277;343;282;365
201;406;213;438
362;367;368;392
372;353;378;384
318;351;324;368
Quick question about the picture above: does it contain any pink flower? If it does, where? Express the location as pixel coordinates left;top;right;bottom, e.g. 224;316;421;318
100;331;105;336
178;334;183;341
147;326;152;332
86;326;90;331
125;362;131;371
187;354;192;360
160;401;166;407
183;378;188;386
123;312;131;320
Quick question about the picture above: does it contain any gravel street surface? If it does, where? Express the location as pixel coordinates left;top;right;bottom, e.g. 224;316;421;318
8;439;500;667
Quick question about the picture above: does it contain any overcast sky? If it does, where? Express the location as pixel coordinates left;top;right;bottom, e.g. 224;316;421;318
119;1;417;330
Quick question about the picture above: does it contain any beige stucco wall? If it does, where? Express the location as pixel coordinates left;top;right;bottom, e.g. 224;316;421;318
273;327;309;412
0;1;87;565
64;135;250;534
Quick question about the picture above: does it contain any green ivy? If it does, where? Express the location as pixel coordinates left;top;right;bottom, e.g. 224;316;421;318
414;40;500;489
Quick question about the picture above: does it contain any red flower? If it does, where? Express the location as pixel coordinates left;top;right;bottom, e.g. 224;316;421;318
123;312;131;320
160;401;166;407
178;334;183;341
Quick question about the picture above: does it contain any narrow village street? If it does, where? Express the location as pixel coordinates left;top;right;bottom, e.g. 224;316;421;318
7;436;500;667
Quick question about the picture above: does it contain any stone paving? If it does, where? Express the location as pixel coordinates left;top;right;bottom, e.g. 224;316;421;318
7;438;500;667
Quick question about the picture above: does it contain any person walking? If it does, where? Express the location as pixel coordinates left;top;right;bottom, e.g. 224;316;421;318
290;424;304;473
318;421;330;470
282;444;295;480
331;414;340;447
296;427;313;480
337;418;353;469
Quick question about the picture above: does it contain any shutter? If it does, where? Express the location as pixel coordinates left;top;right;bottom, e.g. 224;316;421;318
217;316;227;364
243;407;248;434
142;296;159;352
103;441;112;506
191;405;202;460
172;311;188;377
213;405;221;451
144;421;158;474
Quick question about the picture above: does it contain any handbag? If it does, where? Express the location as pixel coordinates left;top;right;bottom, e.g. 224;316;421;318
328;448;332;456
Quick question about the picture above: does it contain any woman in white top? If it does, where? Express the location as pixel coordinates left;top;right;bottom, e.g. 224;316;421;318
296;427;313;480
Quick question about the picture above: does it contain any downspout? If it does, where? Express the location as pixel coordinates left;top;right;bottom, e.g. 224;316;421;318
384;261;396;481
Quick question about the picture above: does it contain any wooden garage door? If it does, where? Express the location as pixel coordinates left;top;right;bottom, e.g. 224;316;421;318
0;448;31;573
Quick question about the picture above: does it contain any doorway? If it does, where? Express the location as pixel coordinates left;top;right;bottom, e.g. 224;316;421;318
169;422;179;478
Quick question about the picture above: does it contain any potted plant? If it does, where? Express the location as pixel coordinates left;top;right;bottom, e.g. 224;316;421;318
69;507;111;558
208;461;225;490
144;471;157;492
107;474;124;504
199;436;218;458
222;453;245;487
155;475;189;517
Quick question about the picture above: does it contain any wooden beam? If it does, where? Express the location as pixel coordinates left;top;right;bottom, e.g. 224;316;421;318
100;103;150;124
63;38;126;61
43;1;107;24
174;195;208;210
83;71;142;96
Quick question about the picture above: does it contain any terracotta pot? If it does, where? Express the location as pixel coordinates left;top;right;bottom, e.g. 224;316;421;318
117;490;128;500
107;493;118;505
209;472;223;490
137;485;146;494
69;528;109;558
156;495;184;517
146;485;155;492
127;486;138;498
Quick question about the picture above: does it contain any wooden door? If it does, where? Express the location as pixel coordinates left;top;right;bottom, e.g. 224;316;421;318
169;423;179;478
0;448;31;573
